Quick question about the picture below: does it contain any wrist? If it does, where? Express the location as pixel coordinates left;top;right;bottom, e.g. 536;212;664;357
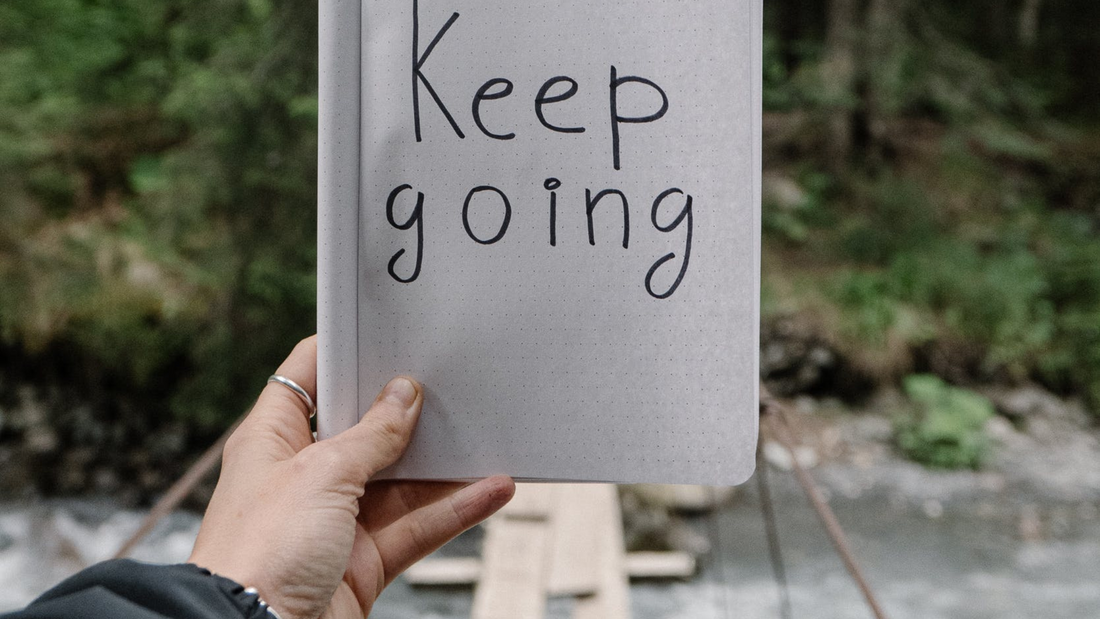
239;586;285;619
188;555;283;619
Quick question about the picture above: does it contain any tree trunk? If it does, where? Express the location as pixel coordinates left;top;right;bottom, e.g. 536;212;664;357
776;0;804;74
822;0;858;167
864;0;910;164
1018;0;1043;51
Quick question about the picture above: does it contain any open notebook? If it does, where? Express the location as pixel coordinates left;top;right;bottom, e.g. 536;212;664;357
318;0;761;485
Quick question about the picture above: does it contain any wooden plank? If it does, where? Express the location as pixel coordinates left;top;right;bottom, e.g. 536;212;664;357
471;517;552;619
624;551;695;579
404;557;481;586
406;551;696;587
572;484;631;619
546;484;603;597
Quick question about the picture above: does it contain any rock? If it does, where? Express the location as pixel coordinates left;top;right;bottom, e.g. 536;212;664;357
0;450;34;495
0;379;222;501
852;415;893;443
93;468;120;493
762;173;806;211
65;405;107;445
990;386;1088;428
867;388;906;413
665;521;712;555
1017;504;1043;542
1079;503;1098;520
139;469;166;492
25;427;59;455
921;499;943;519
56;465;87;493
819;426;843;459
55;448;97;493
760;317;867;398
12;387;48;429
985;416;1021;445
792;396;815;414
763;441;818;471
621;493;673;551
147;425;188;458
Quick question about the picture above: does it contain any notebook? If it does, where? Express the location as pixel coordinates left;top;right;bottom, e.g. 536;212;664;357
318;0;761;485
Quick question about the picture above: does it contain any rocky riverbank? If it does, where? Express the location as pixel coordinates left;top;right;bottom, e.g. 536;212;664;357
0;318;865;502
615;383;1100;560
0;384;219;507
2;320;1097;510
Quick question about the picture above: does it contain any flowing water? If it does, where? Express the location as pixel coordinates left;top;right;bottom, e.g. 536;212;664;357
3;463;1099;618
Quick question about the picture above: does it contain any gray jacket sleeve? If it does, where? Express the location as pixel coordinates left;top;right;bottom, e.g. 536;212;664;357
3;559;278;619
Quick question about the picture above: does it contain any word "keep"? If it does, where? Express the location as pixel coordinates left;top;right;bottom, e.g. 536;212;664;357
410;0;669;171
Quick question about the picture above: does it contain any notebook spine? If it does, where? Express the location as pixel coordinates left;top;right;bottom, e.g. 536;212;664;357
317;0;364;439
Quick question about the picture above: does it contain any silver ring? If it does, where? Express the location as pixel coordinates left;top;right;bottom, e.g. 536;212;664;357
267;375;317;418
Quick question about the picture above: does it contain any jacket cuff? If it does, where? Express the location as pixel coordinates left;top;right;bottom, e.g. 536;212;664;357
24;559;284;619
192;565;284;619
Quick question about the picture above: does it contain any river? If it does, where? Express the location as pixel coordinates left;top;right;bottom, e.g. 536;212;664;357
3;455;1099;618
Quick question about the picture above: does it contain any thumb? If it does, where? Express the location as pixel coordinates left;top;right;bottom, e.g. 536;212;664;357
320;377;423;487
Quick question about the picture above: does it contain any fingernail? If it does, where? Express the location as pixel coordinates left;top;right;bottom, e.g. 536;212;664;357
382;377;418;409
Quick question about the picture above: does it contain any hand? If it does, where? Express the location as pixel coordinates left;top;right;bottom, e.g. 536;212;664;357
188;336;515;619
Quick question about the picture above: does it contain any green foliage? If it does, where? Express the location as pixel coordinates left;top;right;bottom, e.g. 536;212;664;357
824;170;1055;375
1;0;1099;441
763;170;834;243
0;0;317;428
1034;214;1100;406
762;32;802;111
896;375;994;469
834;176;938;265
785;142;1100;407
831;272;900;346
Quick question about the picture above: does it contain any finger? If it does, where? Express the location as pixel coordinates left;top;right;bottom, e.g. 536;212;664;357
373;476;515;585
359;481;468;533
236;336;318;456
322;376;423;486
259;335;319;421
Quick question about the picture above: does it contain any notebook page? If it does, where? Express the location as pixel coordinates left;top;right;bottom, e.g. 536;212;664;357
321;0;761;485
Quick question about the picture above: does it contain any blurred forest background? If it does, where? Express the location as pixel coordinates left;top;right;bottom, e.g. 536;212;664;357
1;0;1099;499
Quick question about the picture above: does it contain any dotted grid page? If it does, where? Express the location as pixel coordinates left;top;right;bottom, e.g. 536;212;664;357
347;0;760;485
